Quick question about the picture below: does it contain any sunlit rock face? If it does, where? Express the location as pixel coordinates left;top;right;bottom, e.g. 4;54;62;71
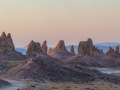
78;38;94;56
26;40;43;58
54;40;68;52
47;40;74;59
0;32;15;53
41;40;47;54
70;45;75;54
0;32;25;60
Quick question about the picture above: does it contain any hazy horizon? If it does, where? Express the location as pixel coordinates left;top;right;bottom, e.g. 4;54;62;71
0;0;120;47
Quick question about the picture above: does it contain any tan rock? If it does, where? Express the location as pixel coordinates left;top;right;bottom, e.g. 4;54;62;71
0;32;15;53
70;45;75;54
54;40;68;52
26;40;43;58
41;40;47;53
114;46;119;54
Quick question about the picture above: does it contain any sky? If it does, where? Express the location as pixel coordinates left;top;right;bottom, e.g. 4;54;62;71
0;0;120;47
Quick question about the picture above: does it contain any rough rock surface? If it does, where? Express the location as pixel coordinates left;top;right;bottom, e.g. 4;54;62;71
0;32;25;60
70;45;75;54
0;32;15;53
3;56;120;84
41;41;47;54
26;40;43;58
105;46;120;58
78;38;94;56
114;46;119;55
47;40;74;59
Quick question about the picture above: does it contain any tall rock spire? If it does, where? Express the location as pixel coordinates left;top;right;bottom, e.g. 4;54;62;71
0;32;15;52
70;45;75;54
41;40;47;54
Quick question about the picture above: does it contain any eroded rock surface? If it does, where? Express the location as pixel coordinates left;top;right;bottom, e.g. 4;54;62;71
41;41;47;54
0;32;15;53
0;32;25;60
78;38;94;56
47;40;74;59
70;45;75;54
26;40;43;58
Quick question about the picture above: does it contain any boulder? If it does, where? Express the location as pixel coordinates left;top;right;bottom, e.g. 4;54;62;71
114;46;119;55
26;40;43;58
0;32;15;53
0;32;25;60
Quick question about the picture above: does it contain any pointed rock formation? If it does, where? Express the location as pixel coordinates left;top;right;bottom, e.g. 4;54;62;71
0;32;25;60
105;47;114;56
105;46;120;58
41;40;47;53
47;40;74;59
78;38;94;56
26;40;43;58
93;45;104;58
0;32;15;53
114;46;119;55
70;45;75;54
54;40;68;52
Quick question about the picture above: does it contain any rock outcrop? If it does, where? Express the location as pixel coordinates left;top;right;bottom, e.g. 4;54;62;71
105;46;120;58
54;40;68;52
0;32;15;53
70;45;75;54
41;40;47;54
47;40;74;59
0;32;25;60
114;46;119;55
26;40;43;58
78;38;94;56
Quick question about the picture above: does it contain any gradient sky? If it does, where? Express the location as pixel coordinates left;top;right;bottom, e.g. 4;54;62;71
0;0;120;47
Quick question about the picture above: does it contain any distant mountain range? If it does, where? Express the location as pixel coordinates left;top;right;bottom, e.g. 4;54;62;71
15;42;120;55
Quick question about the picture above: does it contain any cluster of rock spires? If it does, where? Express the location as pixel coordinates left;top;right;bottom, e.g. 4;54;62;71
41;40;47;54
1;32;120;85
0;32;15;53
0;32;25;60
26;40;43;58
78;38;104;58
105;46;120;56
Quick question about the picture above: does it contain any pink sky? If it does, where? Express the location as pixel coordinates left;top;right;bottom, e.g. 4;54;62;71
0;0;120;47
